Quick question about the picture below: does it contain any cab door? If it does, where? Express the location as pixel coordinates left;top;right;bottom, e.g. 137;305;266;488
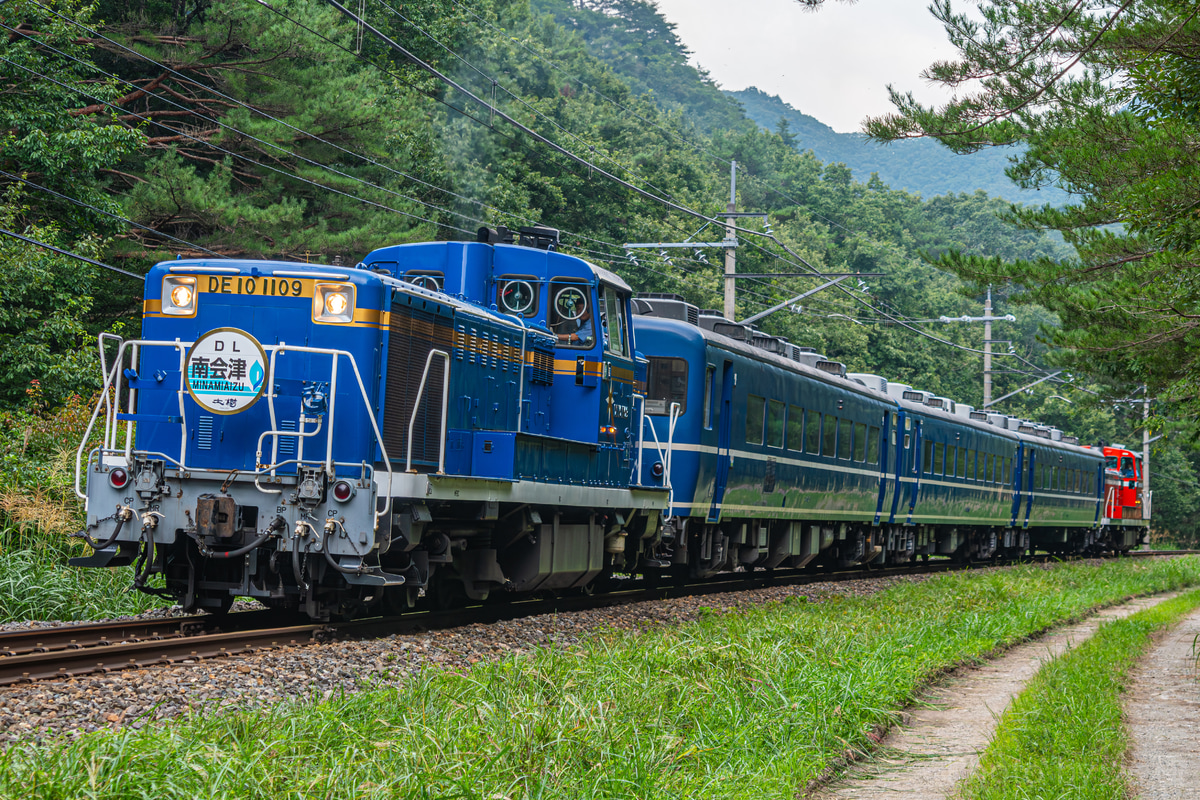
598;284;635;485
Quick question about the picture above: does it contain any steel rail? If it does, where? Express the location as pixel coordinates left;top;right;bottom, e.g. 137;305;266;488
1;550;1192;686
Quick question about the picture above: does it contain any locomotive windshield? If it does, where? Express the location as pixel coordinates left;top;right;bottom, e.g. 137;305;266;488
550;280;594;347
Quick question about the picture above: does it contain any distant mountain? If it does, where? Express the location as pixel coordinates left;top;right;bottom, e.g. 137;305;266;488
728;88;1068;206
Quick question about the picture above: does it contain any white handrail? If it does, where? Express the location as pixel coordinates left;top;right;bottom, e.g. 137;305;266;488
76;338;396;523
406;349;451;474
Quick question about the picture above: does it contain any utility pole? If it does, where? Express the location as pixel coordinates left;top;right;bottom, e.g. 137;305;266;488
984;288;993;407
938;286;1014;408
723;161;737;320
1143;390;1152;520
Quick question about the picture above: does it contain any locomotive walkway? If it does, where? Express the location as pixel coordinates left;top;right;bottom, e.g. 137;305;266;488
813;593;1199;799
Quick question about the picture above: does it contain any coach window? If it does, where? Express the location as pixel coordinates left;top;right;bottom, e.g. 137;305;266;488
746;395;766;445
787;406;804;451
824;416;839;458
645;357;687;415
957;449;967;478
867;426;880;464
853;423;867;461
600;284;630;358
923;440;934;474
947;445;957;478
890;412;897;446
1005;457;1013;484
703;366;714;430
904;416;911;450
767;400;785;448
933;442;945;475
806;410;822;454
838;419;853;460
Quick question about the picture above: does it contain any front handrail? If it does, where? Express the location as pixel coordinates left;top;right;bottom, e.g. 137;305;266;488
406;349;451;474
76;338;395;523
638;401;680;518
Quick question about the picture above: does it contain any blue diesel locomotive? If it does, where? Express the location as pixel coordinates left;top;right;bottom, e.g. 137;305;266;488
73;227;666;619
72;228;1146;619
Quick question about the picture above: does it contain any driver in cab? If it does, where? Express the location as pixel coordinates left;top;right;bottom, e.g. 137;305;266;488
554;292;594;346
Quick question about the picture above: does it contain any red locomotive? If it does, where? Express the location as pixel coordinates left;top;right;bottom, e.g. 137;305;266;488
1102;446;1146;522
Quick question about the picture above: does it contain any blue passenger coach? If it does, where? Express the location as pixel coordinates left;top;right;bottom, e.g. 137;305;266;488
632;295;1139;577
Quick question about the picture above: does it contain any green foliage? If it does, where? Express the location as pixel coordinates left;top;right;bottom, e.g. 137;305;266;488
863;1;1200;419
0;201;104;408
1;559;1198;796
0;391;162;622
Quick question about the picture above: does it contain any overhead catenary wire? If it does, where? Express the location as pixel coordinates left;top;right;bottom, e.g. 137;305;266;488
0;51;475;243
0;227;145;280
29;2;535;231
0;168;224;258
0;27;479;240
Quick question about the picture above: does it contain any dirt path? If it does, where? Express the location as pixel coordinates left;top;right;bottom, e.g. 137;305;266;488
812;594;1175;800
1125;606;1200;799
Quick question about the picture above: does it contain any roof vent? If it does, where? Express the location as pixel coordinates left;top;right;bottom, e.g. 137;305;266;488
1018;424;1037;434
885;382;912;400
1035;426;1052;439
846;373;888;393
750;331;787;354
1062;435;1079;445
793;351;827;369
969;411;990;422
924;397;945;410
903;389;932;404
1049;427;1063;442
635;294;699;325
815;360;846;377
953;403;974;419
697;310;729;331
712;321;751;341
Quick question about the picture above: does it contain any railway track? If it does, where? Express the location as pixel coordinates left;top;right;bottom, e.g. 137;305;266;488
1;550;1192;686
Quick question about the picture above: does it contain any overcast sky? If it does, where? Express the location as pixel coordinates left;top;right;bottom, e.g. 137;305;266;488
652;0;960;133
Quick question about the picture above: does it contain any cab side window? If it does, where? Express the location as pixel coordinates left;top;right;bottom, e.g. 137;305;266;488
600;285;630;357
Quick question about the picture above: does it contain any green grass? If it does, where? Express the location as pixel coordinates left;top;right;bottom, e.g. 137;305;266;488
0;529;163;622
959;585;1200;800
2;558;1199;799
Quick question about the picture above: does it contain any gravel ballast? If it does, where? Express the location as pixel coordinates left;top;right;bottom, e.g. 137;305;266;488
0;575;923;745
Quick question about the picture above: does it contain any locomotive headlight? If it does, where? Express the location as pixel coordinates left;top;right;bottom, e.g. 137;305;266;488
162;276;197;316
313;283;356;324
326;292;349;316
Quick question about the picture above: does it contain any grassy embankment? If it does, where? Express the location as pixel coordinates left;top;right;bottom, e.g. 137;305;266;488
0;558;1196;799
0;393;162;623
961;586;1200;799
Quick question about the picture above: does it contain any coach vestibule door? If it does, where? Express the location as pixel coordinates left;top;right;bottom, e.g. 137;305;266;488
707;360;734;523
874;410;893;525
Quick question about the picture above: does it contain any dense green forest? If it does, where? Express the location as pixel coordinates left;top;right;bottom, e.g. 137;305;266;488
1;0;1196;540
